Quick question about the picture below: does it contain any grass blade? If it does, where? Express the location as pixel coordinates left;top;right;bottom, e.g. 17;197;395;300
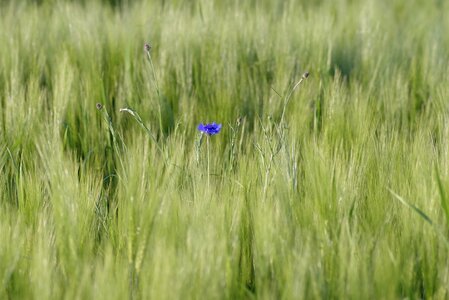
435;166;449;228
388;188;433;225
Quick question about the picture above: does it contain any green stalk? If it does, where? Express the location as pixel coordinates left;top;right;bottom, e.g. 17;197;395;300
207;135;210;190
119;108;167;165
145;48;164;138
278;72;309;129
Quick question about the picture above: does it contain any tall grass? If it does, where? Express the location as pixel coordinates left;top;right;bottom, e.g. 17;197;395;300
1;0;449;298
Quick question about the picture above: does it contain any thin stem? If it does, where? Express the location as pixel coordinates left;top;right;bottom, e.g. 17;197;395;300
119;108;167;165
146;51;161;97
207;135;210;190
146;51;164;138
279;76;306;128
195;133;204;165
276;72;309;162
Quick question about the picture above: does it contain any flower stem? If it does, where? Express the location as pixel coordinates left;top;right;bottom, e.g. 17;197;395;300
279;76;305;128
207;135;210;190
146;50;164;138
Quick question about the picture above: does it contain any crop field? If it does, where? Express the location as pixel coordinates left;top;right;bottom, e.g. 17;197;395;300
1;0;449;299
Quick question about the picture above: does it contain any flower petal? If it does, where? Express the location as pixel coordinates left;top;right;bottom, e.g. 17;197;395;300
197;122;222;135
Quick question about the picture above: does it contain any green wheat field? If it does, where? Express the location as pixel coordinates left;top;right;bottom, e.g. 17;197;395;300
1;0;449;299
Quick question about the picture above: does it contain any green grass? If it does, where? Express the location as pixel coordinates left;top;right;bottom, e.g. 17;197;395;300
1;0;449;298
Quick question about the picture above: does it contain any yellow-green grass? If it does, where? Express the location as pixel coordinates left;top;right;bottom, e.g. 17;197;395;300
1;0;449;298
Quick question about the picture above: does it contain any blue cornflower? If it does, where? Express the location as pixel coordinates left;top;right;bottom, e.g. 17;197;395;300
198;122;222;135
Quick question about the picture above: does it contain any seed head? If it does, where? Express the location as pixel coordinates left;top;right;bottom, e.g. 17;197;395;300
144;43;151;52
96;103;103;110
236;116;243;127
302;71;309;79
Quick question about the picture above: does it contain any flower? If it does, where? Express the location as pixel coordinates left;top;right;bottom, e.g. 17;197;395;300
144;43;151;52
198;122;222;135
